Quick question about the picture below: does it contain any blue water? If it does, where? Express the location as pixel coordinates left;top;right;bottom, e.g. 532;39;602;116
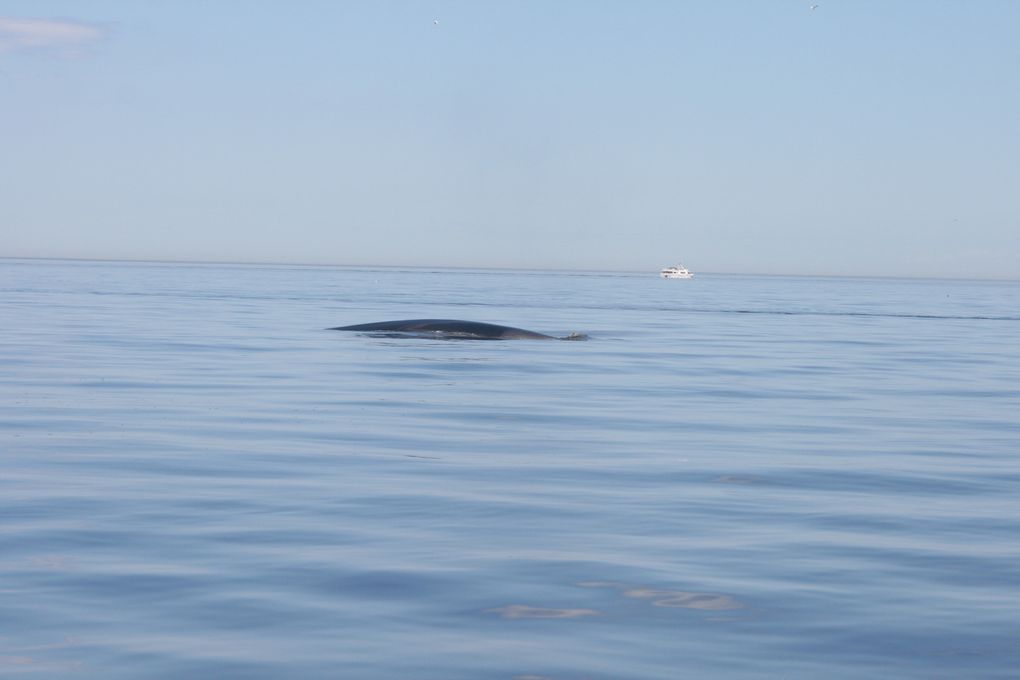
2;258;1019;679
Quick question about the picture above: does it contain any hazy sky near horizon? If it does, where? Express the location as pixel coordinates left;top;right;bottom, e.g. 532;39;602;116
2;1;1018;277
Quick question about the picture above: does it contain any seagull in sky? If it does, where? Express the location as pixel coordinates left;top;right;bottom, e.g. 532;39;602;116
810;4;819;9
433;18;440;26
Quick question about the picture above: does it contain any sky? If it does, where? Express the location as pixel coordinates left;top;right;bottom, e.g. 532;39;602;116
1;1;1018;278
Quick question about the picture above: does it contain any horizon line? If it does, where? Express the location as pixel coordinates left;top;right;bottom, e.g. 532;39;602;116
1;255;1017;283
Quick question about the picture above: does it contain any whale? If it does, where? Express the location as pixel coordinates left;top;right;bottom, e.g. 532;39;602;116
329;319;587;341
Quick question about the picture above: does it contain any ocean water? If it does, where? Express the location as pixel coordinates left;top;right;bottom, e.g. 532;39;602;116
2;258;1019;679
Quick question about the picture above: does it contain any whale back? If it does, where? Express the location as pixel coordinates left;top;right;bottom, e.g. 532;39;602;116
329;319;562;340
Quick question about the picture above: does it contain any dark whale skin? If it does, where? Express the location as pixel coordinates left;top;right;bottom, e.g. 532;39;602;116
329;319;585;340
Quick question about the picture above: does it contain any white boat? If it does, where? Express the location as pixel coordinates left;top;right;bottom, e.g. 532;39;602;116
660;263;694;279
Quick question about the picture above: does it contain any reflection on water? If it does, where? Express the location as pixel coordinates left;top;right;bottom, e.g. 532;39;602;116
715;475;764;485
488;582;742;623
487;605;602;620
0;638;83;674
579;581;743;611
0;555;76;571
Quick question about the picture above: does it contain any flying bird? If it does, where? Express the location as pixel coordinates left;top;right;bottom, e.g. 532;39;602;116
810;4;819;9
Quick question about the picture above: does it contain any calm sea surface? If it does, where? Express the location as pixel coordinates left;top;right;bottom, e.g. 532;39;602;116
2;258;1019;679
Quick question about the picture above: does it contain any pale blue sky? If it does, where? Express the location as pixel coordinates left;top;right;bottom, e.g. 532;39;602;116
2;1;1018;277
